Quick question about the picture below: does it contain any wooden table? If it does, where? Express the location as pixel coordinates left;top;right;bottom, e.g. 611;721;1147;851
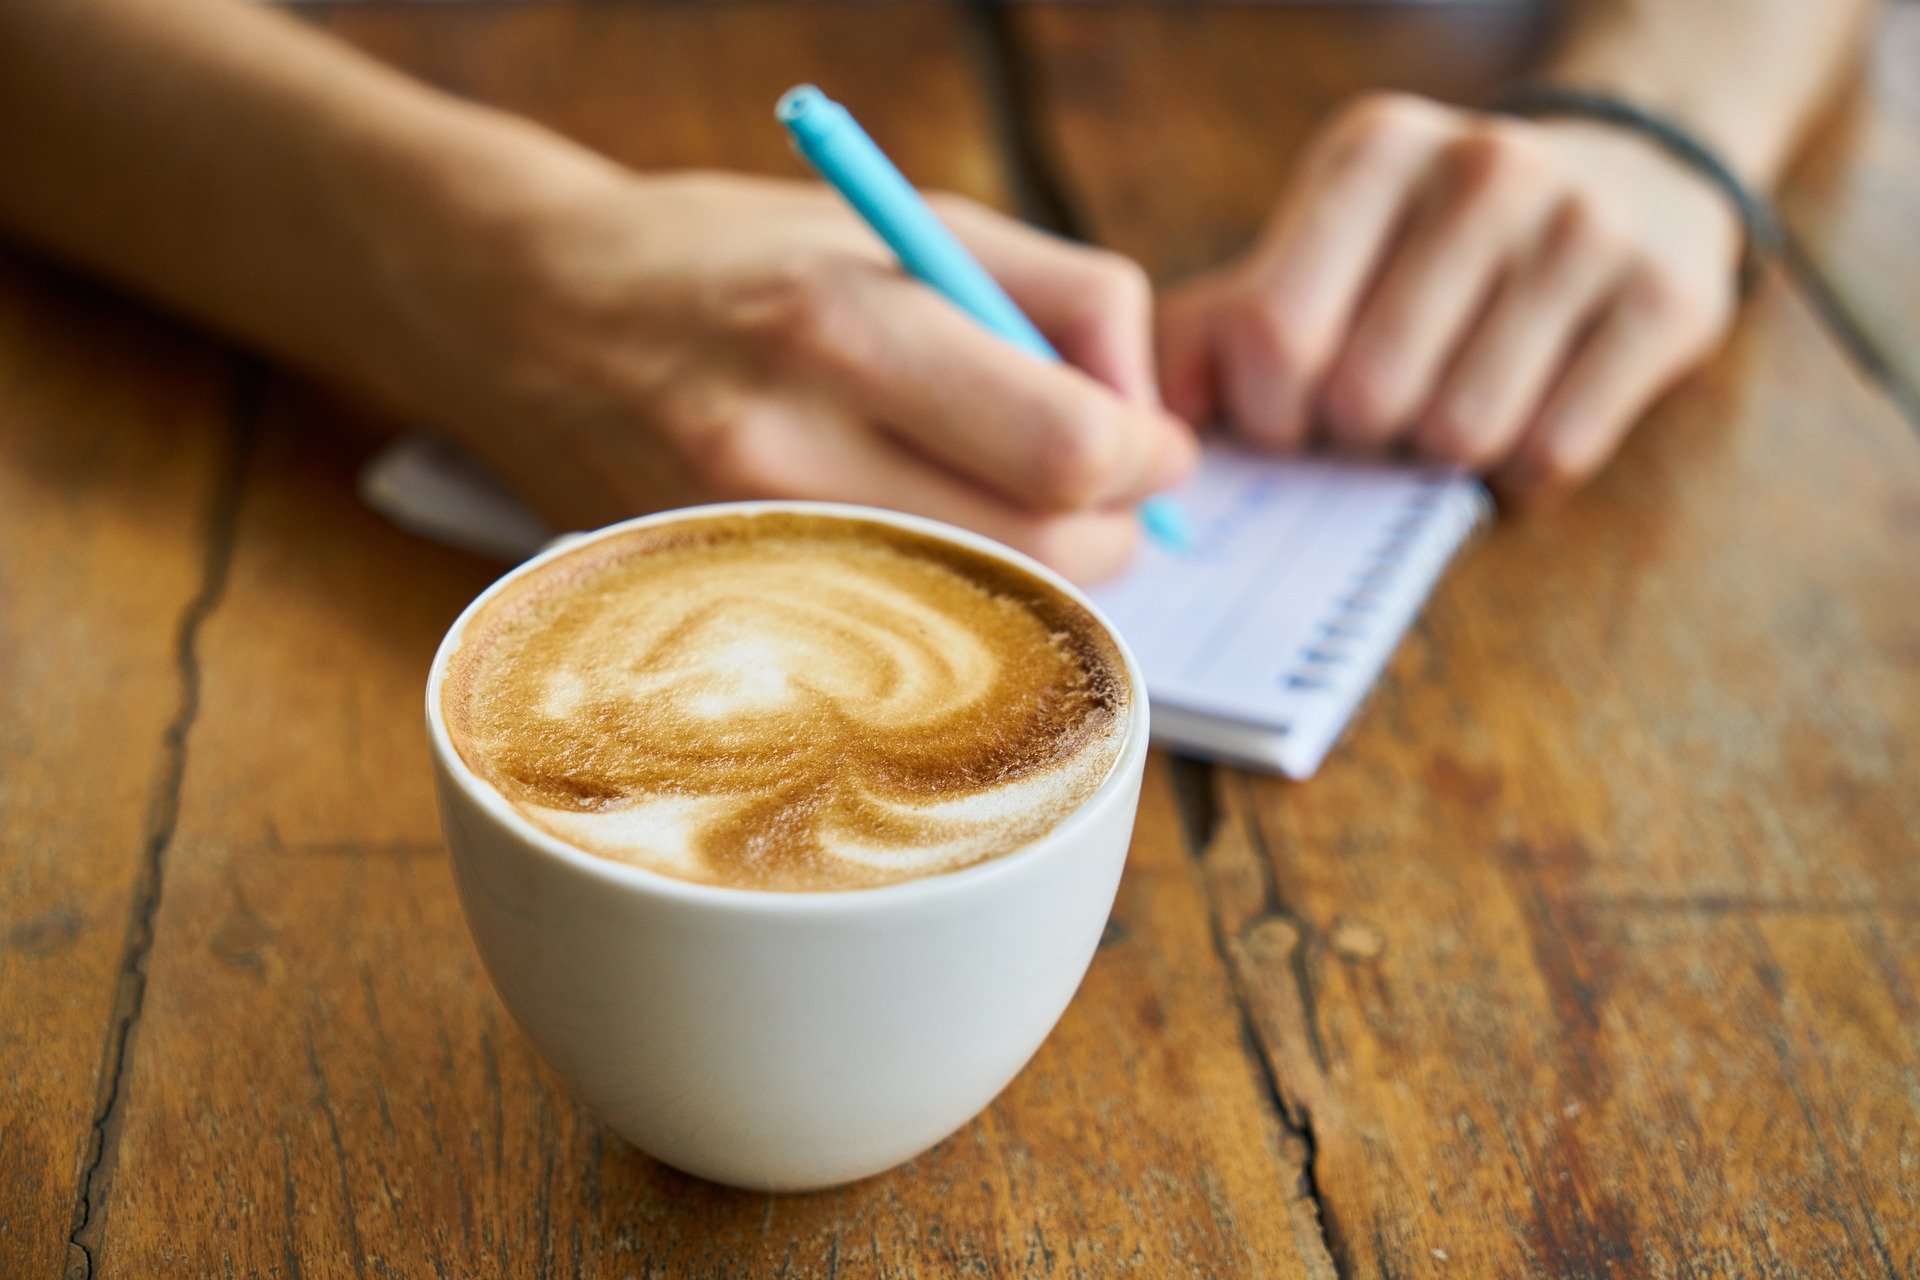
4;4;1917;1276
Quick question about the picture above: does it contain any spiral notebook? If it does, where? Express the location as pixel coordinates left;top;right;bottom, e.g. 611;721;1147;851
1085;448;1486;776
360;435;1487;778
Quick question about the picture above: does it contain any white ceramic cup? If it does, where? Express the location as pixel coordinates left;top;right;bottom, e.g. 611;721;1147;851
426;501;1149;1191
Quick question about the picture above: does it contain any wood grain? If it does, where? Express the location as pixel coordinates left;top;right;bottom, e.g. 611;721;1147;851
1015;5;1920;1276
76;5;1327;1275
1779;1;1920;418
303;0;1015;208
0;256;244;1278
1003;2;1543;279
10;3;1918;1276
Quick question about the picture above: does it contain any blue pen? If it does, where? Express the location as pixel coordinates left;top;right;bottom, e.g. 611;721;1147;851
777;84;1194;554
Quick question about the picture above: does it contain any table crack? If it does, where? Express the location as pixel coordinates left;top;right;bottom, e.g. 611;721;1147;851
1213;890;1346;1280
954;8;1346;1273
958;0;1090;240
63;359;262;1280
1213;777;1346;1280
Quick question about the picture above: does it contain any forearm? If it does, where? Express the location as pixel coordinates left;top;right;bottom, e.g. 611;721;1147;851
1539;0;1879;187
0;0;614;413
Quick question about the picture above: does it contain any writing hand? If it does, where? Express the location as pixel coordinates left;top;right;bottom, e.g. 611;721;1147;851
434;173;1195;581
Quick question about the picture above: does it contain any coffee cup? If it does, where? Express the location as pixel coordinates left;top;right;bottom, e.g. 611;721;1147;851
426;501;1149;1190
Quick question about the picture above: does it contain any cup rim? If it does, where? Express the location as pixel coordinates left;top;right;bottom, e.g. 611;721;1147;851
425;500;1149;915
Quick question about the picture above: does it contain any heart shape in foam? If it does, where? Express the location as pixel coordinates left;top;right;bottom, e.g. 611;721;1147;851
442;514;1128;891
539;560;1000;742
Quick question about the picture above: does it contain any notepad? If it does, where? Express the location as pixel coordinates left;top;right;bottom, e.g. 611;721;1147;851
359;434;1486;779
1086;447;1487;777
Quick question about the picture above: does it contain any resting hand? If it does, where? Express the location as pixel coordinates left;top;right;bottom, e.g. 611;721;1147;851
1157;93;1742;505
427;171;1195;581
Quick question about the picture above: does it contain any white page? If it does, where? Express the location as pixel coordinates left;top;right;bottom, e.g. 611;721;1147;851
1089;446;1487;775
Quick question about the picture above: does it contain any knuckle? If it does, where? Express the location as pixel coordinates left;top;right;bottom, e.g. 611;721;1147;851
1480;117;1551;167
1625;263;1728;347
1323;345;1413;440
1339;91;1443;145
1060;248;1154;329
1437;131;1499;188
695;411;786;498
1443;122;1551;199
1550;192;1633;265
1687;278;1737;345
1535;431;1605;488
1323;92;1446;174
753;263;871;369
1018;516;1137;584
1225;293;1323;379
1421;409;1499;468
1325;369;1395;439
1009;518;1074;573
1622;261;1691;317
1092;250;1154;313
1031;409;1123;508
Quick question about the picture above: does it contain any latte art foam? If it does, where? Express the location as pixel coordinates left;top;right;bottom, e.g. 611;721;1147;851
441;512;1130;891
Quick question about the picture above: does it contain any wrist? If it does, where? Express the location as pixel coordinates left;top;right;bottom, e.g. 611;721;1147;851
1535;45;1784;188
326;104;633;434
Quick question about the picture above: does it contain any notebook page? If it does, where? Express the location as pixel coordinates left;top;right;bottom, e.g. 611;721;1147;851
1089;447;1486;775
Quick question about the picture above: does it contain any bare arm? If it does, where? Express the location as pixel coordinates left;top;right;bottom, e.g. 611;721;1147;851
1160;0;1877;504
0;0;580;406
0;0;1193;581
1542;0;1877;186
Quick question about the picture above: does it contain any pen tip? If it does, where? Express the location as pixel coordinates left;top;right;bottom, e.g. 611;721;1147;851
1140;498;1196;554
777;84;826;123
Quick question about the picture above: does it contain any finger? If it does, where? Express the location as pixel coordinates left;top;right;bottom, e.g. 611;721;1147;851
1154;281;1225;427
1322;122;1561;447
698;397;1142;582
1219;93;1453;448
933;194;1160;407
856;434;1143;584
1492;283;1703;505
783;264;1197;512
1414;196;1632;469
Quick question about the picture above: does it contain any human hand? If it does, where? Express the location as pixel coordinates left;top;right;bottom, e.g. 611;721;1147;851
1157;93;1744;505
410;170;1194;582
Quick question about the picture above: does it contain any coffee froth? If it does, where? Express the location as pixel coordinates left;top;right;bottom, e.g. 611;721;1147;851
440;511;1131;891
